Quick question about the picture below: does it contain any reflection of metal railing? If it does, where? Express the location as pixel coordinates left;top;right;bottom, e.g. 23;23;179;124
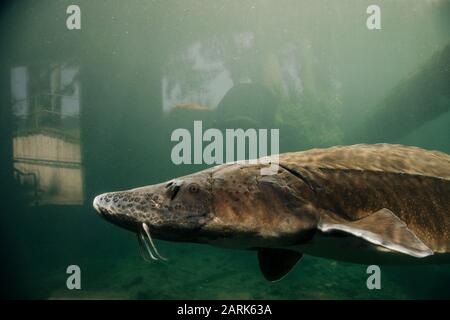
13;92;80;140
13;92;79;116
14;156;81;169
13;92;79;106
13;167;40;204
26;109;79;128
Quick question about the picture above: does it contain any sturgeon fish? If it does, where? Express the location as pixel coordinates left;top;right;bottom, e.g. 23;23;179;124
93;144;450;281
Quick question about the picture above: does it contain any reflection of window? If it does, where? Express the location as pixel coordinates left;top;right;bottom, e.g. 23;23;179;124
60;65;80;117
279;44;303;98
11;64;83;206
162;39;233;112
11;66;29;121
233;32;255;50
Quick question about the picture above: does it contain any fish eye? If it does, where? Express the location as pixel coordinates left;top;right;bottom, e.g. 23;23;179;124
188;183;200;193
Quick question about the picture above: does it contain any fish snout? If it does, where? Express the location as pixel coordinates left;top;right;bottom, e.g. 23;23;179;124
93;193;111;216
93;191;145;232
93;192;129;216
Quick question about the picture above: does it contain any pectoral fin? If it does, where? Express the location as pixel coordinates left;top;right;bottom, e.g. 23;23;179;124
318;208;433;258
257;248;303;281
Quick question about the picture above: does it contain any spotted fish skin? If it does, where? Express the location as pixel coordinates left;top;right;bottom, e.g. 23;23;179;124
94;144;450;271
277;144;450;253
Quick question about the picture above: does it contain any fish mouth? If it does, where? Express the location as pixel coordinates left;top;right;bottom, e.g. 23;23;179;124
92;192;141;232
93;194;104;214
93;193;114;216
94;194;167;262
93;193;168;261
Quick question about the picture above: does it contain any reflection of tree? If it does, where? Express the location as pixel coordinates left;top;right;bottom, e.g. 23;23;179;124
25;64;63;128
163;38;233;111
162;27;343;152
278;90;343;151
352;42;450;143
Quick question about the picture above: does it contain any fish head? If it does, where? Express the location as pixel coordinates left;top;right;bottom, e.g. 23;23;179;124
93;169;215;243
93;162;318;248
203;162;319;249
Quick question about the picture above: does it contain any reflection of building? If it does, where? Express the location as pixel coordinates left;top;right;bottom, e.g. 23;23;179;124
13;129;83;205
11;64;83;205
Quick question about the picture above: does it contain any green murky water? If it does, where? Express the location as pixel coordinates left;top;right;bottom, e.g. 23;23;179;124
1;0;449;299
